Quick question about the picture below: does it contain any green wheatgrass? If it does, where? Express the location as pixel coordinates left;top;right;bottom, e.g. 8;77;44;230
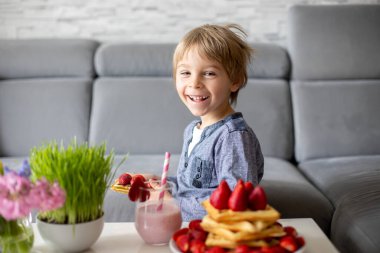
29;139;124;224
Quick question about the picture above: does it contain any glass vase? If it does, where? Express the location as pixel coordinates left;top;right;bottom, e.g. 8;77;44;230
0;214;34;253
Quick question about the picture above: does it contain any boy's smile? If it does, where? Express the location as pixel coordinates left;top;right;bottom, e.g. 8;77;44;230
187;95;209;102
176;47;240;128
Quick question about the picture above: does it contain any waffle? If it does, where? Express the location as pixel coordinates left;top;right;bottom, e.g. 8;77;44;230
200;199;285;248
110;179;131;194
202;199;280;223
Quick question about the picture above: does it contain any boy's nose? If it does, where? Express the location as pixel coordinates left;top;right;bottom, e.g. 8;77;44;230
188;75;203;88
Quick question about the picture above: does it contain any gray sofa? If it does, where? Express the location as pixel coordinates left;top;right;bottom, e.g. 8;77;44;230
0;5;379;253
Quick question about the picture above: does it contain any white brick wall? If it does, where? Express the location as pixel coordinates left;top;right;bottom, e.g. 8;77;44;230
0;0;379;46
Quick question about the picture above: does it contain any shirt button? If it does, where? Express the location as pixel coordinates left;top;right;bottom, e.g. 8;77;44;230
185;162;188;168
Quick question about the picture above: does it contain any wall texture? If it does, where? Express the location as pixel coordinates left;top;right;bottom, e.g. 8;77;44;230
0;0;379;46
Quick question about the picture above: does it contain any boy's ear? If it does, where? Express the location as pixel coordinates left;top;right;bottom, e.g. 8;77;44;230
230;81;241;92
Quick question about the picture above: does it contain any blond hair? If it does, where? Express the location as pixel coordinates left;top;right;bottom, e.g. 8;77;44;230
173;24;253;105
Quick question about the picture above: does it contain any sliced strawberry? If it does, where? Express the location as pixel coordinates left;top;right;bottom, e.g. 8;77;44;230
128;176;145;202
118;173;132;185
248;185;267;210
228;180;247;211
296;236;305;248
244;181;254;195
248;248;263;253
210;180;231;210
261;245;287;253
189;219;203;231
131;174;146;185
283;226;297;237
189;229;207;242
176;234;191;253
279;235;298;252
235;244;250;253
190;239;206;253
205;246;225;253
172;228;190;242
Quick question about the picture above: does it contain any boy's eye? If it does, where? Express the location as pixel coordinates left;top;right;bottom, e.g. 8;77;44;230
204;71;216;77
179;71;190;76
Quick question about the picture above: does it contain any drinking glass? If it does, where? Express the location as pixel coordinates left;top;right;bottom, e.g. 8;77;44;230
134;180;182;245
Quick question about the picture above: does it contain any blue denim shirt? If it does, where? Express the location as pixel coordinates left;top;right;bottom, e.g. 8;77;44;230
169;112;264;221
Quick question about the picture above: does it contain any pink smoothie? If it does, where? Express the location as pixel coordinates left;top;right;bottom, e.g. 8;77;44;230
135;201;182;245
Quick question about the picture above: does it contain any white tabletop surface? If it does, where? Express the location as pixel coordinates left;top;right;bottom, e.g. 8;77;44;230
32;218;339;253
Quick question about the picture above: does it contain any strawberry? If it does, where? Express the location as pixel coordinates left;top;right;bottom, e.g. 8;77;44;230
131;174;146;185
205;246;225;253
118;173;132;185
176;234;191;253
172;228;189;242
189;229;207;242
279;235;298;252
283;226;297;237
296;236;305;248
190;239;206;253
248;185;267;210
248;249;263;253
261;245;287;253
128;176;145;202
235;244;250;253
244;181;254;195
210;180;231;210
139;187;150;202
189;219;203;231
228;180;247;211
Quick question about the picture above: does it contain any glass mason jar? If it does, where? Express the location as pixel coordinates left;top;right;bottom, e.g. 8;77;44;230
0;214;34;253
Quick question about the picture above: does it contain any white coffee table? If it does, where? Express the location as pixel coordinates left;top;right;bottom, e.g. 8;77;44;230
32;218;339;253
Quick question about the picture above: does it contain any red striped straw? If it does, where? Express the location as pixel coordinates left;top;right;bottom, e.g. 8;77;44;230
157;152;171;211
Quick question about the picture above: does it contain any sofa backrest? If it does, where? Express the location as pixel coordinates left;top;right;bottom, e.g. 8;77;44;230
91;42;293;159
237;43;292;160
288;5;380;162
0;39;99;156
90;43;197;155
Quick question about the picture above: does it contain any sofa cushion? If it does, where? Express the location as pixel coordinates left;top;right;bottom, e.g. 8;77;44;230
89;77;195;154
236;79;293;160
298;155;380;207
299;155;380;252
261;157;333;234
288;5;380;80
300;154;380;253
95;43;175;77
0;78;92;156
331;195;380;253
247;43;289;79
291;80;380;161
0;39;99;79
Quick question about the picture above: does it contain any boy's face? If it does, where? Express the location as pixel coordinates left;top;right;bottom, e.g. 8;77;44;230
175;47;240;127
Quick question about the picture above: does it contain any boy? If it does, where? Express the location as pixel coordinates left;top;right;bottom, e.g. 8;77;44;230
170;24;264;220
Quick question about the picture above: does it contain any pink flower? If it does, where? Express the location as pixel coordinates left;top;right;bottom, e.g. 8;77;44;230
31;179;66;211
0;161;66;221
0;173;33;220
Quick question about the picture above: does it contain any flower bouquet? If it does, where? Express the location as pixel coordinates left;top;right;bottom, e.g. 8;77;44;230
0;160;65;253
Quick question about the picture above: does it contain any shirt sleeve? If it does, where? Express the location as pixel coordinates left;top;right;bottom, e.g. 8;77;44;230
215;129;264;188
167;176;178;194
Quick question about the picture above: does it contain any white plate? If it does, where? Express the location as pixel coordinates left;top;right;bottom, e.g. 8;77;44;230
169;239;181;253
169;238;305;253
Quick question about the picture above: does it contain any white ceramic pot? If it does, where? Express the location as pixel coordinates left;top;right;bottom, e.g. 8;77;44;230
37;215;104;252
